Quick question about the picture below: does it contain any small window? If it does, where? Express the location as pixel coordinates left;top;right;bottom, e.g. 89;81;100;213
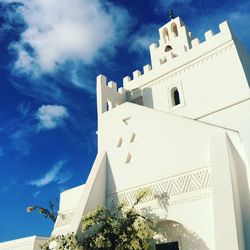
171;23;178;37
168;83;185;110
165;45;173;52
171;87;180;106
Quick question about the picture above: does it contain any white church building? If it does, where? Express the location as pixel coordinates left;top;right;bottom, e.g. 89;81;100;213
1;16;250;250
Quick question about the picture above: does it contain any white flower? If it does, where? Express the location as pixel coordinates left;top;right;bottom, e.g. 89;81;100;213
49;240;57;250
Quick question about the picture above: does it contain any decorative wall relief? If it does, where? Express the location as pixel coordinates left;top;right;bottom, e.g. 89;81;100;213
107;167;212;209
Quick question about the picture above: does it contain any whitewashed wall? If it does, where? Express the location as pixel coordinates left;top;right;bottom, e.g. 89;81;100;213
0;236;48;250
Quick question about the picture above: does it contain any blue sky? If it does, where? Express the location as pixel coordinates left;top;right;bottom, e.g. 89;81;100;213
0;0;249;242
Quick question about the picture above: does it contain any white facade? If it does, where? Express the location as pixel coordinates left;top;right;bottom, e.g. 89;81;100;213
52;17;250;250
0;236;48;250
1;16;250;250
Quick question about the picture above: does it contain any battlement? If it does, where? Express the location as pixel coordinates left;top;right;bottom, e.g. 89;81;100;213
149;20;232;51
122;20;234;90
149;20;232;67
123;64;152;85
191;21;232;48
97;74;126;95
96;75;127;120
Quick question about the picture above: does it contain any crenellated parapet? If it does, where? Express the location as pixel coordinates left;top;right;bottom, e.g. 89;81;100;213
96;18;235;105
191;21;232;48
96;74;127;120
122;20;234;90
122;64;152;85
150;20;233;68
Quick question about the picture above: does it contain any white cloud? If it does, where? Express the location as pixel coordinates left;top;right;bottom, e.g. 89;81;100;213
29;160;71;187
6;0;130;74
130;24;159;54
36;104;69;130
2;104;69;157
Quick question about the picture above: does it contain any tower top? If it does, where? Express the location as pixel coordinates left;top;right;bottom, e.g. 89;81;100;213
148;16;194;68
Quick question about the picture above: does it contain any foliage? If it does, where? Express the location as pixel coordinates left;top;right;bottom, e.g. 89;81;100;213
40;233;82;250
26;201;57;223
38;190;155;250
80;189;155;250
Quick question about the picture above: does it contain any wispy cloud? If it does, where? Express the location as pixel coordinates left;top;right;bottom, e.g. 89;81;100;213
4;104;36;157
32;190;40;198
28;160;71;187
10;126;33;157
0;2;24;39
1;178;18;192
16;101;31;117
0;103;69;157
130;24;160;55
36;104;69;130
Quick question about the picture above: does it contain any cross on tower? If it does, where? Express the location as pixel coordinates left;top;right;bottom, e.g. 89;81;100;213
168;9;174;20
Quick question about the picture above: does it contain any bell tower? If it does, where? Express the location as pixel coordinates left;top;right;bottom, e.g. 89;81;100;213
150;16;195;68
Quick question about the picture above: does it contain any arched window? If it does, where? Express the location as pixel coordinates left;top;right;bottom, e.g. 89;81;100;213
171;87;180;106
165;45;173;52
162;28;169;43
171;23;178;37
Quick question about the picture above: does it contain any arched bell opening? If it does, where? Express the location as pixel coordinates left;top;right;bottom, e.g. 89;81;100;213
163;27;170;43
171;22;178;37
